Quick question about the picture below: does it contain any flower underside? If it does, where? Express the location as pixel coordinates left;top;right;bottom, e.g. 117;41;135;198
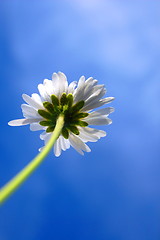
38;93;88;139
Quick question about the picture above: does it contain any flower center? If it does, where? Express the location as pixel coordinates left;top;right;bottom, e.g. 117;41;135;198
38;93;88;138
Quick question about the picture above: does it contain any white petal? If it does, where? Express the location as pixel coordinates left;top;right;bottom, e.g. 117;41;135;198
44;134;52;145
31;93;44;106
38;83;51;102
40;131;52;145
52;72;59;81
54;138;62;157
101;97;115;104
69;133;91;155
83;79;98;101
85;77;94;84
79;127;106;144
8;118;39;126
39;146;45;152
86;117;112;125
59;135;70;151
40;132;51;143
83;84;105;104
30;123;45;131
21;104;41;118
81;126;106;138
59;136;65;151
73;76;86;103
43;79;55;96
82;97;115;111
40;131;47;140
84;86;106;106
52;72;61;97
78;130;98;142
58;72;68;94
68;81;77;94
64;139;70;150
87;107;115;118
69;137;83;155
78;126;106;142
22;94;43;109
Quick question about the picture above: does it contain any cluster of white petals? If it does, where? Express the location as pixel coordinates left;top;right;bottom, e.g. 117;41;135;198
9;72;114;157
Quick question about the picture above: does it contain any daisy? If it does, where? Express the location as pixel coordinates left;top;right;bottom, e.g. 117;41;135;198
9;72;114;157
1;72;115;204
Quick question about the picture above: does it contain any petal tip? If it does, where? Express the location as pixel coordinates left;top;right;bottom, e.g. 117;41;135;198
8;120;21;126
108;118;112;125
110;107;115;113
8;121;14;126
8;118;31;126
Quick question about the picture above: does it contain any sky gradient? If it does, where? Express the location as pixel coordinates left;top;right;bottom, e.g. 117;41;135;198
0;1;160;240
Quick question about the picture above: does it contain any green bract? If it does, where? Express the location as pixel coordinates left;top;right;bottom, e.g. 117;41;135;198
38;93;88;138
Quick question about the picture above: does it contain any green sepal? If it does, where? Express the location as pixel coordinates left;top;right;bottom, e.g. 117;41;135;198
74;112;89;119
67;94;73;108
72;120;88;127
39;93;89;136
38;109;52;120
60;93;67;106
71;100;84;113
43;102;55;114
46;126;55;132
62;128;69;139
67;125;79;135
51;94;59;106
39;120;54;126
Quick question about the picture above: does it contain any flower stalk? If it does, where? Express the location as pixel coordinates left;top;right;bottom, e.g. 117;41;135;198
0;114;64;205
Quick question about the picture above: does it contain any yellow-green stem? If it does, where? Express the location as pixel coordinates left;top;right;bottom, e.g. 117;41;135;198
0;114;64;205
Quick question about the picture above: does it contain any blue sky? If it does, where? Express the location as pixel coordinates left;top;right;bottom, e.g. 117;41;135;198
0;1;160;240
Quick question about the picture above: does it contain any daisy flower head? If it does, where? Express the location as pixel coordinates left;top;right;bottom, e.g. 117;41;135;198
9;72;114;157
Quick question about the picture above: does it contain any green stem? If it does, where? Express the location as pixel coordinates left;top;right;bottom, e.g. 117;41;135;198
0;114;64;205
